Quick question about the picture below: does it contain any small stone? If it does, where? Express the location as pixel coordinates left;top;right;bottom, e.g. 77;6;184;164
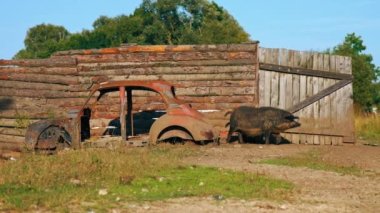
141;188;149;193
98;188;108;196
234;144;242;148
199;181;204;186
259;146;263;149
115;197;121;202
157;177;165;182
279;204;288;210
213;195;225;201
70;179;81;185
143;205;150;210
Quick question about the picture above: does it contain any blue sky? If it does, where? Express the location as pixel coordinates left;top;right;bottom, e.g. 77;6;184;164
0;0;379;66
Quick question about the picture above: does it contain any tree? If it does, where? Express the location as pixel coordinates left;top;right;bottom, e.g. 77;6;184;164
15;0;250;59
331;33;380;109
14;24;70;59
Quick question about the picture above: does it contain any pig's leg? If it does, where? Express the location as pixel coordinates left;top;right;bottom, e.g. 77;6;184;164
226;129;233;143
275;134;282;145
238;132;245;144
264;131;271;144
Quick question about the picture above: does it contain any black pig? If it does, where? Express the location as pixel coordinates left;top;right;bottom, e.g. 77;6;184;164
226;106;300;144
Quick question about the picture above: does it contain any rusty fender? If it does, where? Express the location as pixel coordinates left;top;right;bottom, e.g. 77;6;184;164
149;114;219;144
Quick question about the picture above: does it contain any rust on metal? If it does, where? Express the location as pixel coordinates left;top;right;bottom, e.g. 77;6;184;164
25;80;220;152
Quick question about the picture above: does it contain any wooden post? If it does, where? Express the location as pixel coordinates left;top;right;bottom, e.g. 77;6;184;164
119;86;126;141
127;89;134;136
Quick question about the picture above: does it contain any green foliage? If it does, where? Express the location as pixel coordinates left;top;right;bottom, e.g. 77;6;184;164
14;0;250;59
14;24;70;59
0;147;292;211
331;33;380;109
261;150;362;176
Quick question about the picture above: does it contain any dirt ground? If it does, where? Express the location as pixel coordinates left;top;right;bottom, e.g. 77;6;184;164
127;143;380;213
1;143;379;212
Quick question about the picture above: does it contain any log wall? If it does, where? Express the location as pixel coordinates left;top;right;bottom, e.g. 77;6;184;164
0;43;259;150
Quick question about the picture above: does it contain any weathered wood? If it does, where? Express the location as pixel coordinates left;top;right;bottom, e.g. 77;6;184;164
0;66;78;75
287;80;352;114
0;56;77;67
0;118;39;128
263;71;271;106
0;127;26;136
79;65;256;76
270;72;279;107
0;88;89;98
259;63;352;80
0;73;79;85
54;43;259;56
73;51;256;64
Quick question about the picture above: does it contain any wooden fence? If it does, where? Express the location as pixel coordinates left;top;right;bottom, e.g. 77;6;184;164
258;48;355;144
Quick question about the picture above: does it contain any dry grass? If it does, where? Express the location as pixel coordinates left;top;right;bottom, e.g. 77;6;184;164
261;149;363;176
0;146;293;211
355;114;380;145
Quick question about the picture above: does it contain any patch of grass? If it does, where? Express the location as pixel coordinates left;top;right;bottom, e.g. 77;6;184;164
355;115;380;145
0;147;293;211
261;150;362;176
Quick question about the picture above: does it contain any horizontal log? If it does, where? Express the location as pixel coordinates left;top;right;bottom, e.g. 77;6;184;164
0;66;78;75
0;135;25;144
54;43;259;56
0;73;79;85
0;118;39;128
174;80;256;88
0;56;77;67
97;72;256;83
79;65;256;76
0;80;88;92
0;108;66;119
0;141;23;152
74;51;256;64
0;88;89;98
78;59;256;72
0;127;26;136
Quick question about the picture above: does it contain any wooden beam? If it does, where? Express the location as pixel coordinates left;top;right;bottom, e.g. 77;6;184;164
287;80;352;113
119;87;126;141
260;63;352;80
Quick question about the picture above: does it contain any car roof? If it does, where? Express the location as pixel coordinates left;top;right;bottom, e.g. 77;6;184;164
92;80;175;92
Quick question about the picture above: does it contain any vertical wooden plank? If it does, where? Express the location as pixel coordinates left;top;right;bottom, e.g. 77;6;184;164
292;75;300;106
259;70;265;106
285;74;293;109
324;136;332;145
119;86;126;141
264;71;271;106
278;49;287;109
342;56;355;143
306;134;313;144
299;134;306;144
292;133;300;144
270;72;279;107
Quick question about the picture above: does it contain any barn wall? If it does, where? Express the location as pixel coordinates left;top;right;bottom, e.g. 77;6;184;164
0;43;259;150
258;48;355;144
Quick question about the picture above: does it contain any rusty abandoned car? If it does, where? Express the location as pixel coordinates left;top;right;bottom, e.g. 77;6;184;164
25;80;220;153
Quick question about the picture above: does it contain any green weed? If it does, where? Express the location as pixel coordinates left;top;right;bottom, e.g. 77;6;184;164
0;147;293;211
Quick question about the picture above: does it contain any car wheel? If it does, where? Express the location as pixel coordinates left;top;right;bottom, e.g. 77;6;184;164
35;126;71;154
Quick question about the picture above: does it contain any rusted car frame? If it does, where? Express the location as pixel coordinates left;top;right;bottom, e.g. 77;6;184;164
25;80;219;152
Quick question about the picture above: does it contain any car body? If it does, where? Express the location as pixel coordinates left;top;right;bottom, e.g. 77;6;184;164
25;80;219;152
